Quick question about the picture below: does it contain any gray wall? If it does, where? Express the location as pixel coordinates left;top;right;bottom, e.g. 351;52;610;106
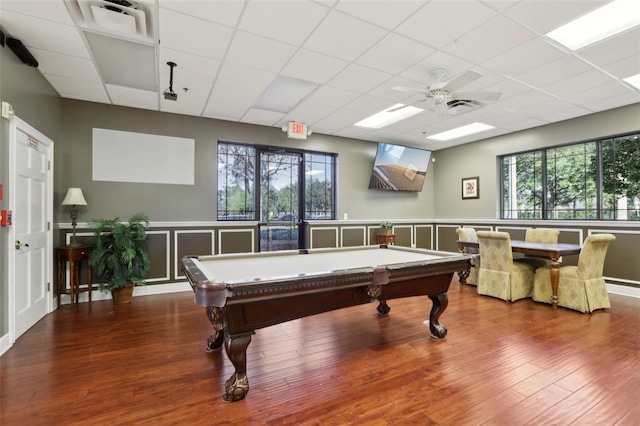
433;103;640;219
0;43;61;337
58;99;436;223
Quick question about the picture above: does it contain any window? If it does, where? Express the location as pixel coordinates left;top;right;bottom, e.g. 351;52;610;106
217;143;255;220
500;132;640;220
217;141;336;222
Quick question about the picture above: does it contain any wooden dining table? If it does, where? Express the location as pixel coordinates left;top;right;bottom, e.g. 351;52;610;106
457;239;582;310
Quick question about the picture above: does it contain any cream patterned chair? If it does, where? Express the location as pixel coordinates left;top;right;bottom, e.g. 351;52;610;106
476;231;535;302
515;228;560;269
455;227;479;285
533;234;615;313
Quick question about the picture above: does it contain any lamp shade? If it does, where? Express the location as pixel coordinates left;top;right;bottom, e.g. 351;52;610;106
61;187;88;206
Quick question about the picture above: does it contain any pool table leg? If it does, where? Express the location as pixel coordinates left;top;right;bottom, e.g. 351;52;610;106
428;292;448;339
205;307;224;352
222;331;254;403
376;300;391;315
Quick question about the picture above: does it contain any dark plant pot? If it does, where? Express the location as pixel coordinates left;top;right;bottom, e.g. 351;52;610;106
111;285;134;305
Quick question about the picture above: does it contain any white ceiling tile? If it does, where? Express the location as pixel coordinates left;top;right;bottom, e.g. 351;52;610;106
356;33;435;75
514;55;593;88
538;105;593;123
582;92;640;112
303;10;387;61
305;85;361;108
482;37;566;77
578;28;640;68
160;1;244;27
242;109;286;127
281;49;349;84
565;81;636;105
602;56;640;80
542;70;616;97
442;15;537;64
285;101;335;125
240;0;329;44
216;63;275;93
342;94;396;114
159;8;233;60
335;1;424;30
328;64;392;93
396;1;496;49
498;90;556;112
159;48;221;83
503;0;608;33
399;51;473;86
29;48;101;82
105;85;159;110
226;31;297;73
0;0;75;25
44;74;109;101
209;84;260;111
0;10;91;59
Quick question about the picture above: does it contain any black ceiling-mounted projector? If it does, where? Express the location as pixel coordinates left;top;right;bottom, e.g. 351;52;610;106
163;61;178;101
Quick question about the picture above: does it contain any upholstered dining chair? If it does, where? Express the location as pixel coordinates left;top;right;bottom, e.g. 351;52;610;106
532;234;615;313
456;227;479;285
515;228;560;269
476;231;535;302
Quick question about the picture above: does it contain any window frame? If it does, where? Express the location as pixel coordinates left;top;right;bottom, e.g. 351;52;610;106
217;140;337;222
499;131;640;221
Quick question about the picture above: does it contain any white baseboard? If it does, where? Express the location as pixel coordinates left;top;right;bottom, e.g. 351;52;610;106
607;283;640;299
0;332;13;357
57;281;191;305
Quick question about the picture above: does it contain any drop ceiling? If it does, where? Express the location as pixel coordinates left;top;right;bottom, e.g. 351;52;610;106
0;0;639;150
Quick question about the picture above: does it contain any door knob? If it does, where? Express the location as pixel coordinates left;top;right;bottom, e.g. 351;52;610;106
15;240;29;249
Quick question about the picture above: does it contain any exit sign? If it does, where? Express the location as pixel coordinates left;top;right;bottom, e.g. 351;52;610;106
287;122;307;140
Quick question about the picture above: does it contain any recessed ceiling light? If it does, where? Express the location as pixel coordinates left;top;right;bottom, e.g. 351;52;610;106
354;104;424;129
546;0;640;51
623;73;640;90
426;122;495;141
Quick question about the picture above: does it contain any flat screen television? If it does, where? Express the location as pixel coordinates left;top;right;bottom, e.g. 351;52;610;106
368;142;432;192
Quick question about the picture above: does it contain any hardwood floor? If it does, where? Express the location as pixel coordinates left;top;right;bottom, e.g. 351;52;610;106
1;277;639;425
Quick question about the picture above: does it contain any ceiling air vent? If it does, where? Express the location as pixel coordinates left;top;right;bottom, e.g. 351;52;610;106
69;0;154;42
447;99;480;115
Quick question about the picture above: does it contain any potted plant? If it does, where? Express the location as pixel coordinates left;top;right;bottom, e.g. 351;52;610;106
380;221;393;235
88;213;150;304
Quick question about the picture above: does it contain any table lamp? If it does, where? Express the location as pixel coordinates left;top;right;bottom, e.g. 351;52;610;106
61;187;88;247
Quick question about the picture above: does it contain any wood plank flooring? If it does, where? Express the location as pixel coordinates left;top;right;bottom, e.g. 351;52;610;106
1;277;639;425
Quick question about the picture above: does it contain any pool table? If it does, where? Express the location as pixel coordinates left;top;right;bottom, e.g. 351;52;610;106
182;245;472;402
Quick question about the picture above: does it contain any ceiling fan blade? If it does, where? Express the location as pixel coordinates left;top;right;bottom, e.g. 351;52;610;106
391;86;425;94
455;91;502;101
443;70;482;91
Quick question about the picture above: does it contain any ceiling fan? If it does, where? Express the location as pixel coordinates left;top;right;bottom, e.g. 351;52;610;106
392;69;501;116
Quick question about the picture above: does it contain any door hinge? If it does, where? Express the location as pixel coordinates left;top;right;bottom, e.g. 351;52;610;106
48;221;51;231
47;282;51;292
48;160;51;170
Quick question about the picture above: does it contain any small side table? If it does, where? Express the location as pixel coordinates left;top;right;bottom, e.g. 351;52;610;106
376;234;396;245
56;245;92;307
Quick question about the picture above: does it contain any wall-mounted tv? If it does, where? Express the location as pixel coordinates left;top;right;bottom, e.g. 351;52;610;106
368;142;432;192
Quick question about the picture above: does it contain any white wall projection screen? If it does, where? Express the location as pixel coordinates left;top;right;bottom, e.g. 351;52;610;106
92;128;195;185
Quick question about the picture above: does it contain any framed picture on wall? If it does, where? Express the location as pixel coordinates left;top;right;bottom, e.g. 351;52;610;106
462;177;479;199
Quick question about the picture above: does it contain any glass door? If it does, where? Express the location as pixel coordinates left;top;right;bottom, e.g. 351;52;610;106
259;151;302;251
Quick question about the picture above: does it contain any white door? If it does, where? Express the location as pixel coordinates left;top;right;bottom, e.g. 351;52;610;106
9;117;53;340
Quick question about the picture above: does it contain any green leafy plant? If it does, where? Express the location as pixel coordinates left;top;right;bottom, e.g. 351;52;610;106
88;213;150;291
380;221;393;229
